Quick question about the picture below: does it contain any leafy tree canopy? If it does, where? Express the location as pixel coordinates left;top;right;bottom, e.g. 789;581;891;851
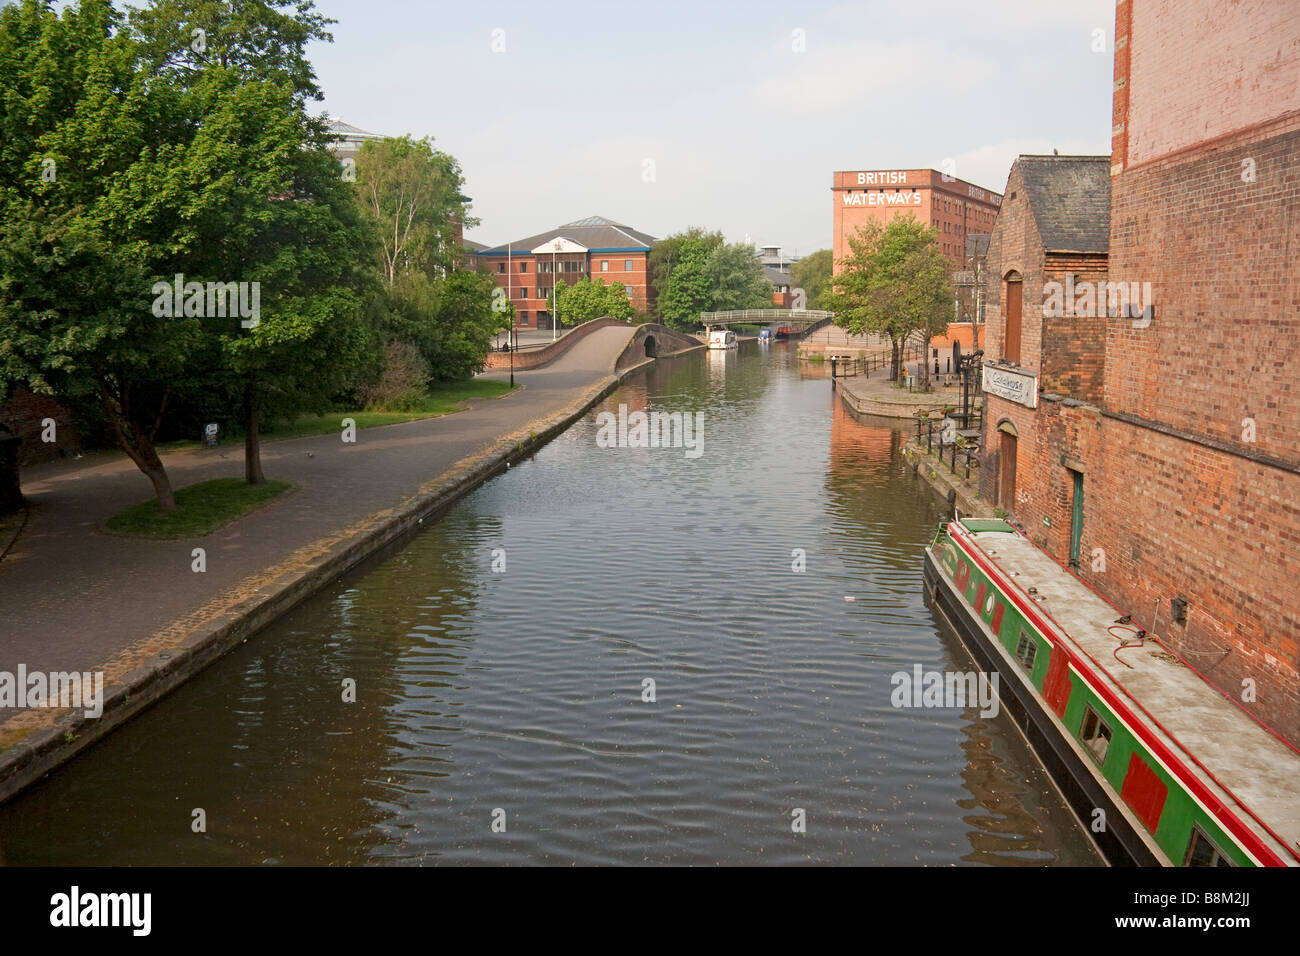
790;248;832;310
554;277;634;326
825;215;952;385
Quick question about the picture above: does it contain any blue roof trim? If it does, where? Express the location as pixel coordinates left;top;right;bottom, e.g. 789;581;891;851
477;246;649;255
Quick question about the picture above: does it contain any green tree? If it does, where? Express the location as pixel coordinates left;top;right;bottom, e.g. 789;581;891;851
648;226;722;320
790;248;833;309
651;229;774;329
553;277;635;325
127;0;334;107
826;216;951;387
129;0;383;484
381;270;503;382
0;0;204;511
354;136;476;286
704;241;774;312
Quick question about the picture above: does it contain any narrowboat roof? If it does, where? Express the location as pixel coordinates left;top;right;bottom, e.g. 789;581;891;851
948;518;1300;865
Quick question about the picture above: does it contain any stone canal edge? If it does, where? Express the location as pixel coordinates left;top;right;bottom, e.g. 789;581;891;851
0;353;667;806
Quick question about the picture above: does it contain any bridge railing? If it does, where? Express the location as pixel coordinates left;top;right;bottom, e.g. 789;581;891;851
699;309;834;327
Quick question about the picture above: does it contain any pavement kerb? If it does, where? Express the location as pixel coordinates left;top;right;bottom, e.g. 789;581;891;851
0;357;644;805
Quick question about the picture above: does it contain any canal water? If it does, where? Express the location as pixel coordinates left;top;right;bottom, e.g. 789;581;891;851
0;344;1099;865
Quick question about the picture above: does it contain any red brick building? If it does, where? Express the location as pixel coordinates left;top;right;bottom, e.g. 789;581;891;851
980;0;1300;744
475;216;657;329
832;168;1002;274
980;153;1110;514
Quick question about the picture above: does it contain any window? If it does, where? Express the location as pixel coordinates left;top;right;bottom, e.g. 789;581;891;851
518;311;528;325
497;262;505;274
1184;825;1235;867
625;259;634;271
1080;705;1113;764
1014;631;1037;672
601;260;608;272
519;287;527;299
519;262;528;272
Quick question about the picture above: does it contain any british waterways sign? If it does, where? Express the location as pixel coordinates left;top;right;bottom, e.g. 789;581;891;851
983;364;1038;409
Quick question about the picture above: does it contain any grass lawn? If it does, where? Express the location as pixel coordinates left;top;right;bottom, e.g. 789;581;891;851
265;379;516;441
103;477;292;539
158;379;517;454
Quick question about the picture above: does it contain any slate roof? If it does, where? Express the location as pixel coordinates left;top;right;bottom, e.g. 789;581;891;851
477;216;657;254
764;265;791;287
1015;156;1111;254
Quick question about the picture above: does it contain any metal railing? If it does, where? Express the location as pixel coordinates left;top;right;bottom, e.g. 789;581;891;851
700;309;833;326
828;343;924;379
914;418;981;481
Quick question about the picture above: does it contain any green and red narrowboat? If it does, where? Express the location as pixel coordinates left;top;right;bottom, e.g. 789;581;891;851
924;517;1300;867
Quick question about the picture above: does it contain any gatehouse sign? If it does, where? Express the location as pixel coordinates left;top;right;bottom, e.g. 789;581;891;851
983;364;1038;409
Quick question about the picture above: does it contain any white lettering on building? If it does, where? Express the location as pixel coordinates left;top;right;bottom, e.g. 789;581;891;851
855;171;909;185
842;191;923;207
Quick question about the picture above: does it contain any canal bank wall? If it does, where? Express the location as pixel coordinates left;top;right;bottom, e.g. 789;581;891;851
0;329;699;806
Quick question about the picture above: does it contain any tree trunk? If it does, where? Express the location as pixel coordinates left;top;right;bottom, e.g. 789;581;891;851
96;379;177;513
890;338;901;382
137;437;177;513
244;382;265;485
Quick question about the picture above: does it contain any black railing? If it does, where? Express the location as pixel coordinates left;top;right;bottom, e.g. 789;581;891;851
829;344;924;380
914;418;981;481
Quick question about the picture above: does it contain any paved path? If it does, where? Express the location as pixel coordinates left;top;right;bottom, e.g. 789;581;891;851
0;326;638;692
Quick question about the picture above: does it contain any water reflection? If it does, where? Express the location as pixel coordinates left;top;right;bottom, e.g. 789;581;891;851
0;346;1099;865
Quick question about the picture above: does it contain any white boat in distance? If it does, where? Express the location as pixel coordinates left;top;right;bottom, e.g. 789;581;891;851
706;326;737;349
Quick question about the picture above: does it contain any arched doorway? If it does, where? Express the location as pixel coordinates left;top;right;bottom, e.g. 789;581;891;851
997;419;1018;511
1003;270;1023;365
644;335;657;357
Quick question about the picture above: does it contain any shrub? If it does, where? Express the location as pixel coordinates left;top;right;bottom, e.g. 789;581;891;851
357;341;430;411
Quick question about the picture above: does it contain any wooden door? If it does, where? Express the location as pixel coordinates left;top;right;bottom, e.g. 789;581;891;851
1004;276;1022;364
999;431;1017;510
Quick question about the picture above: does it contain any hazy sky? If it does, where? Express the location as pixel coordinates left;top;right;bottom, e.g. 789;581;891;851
310;0;1116;254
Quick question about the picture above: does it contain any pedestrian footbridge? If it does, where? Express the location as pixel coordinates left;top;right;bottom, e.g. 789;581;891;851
698;310;833;337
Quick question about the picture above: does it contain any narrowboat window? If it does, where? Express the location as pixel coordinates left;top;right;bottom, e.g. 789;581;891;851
1014;631;1037;671
1184;825;1235;867
1080;705;1113;764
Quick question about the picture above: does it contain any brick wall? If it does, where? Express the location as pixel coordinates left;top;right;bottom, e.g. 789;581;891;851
1091;0;1300;743
591;252;650;312
1106;112;1300;464
1041;254;1108;404
1082;417;1300;744
0;388;80;466
1125;0;1300;167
